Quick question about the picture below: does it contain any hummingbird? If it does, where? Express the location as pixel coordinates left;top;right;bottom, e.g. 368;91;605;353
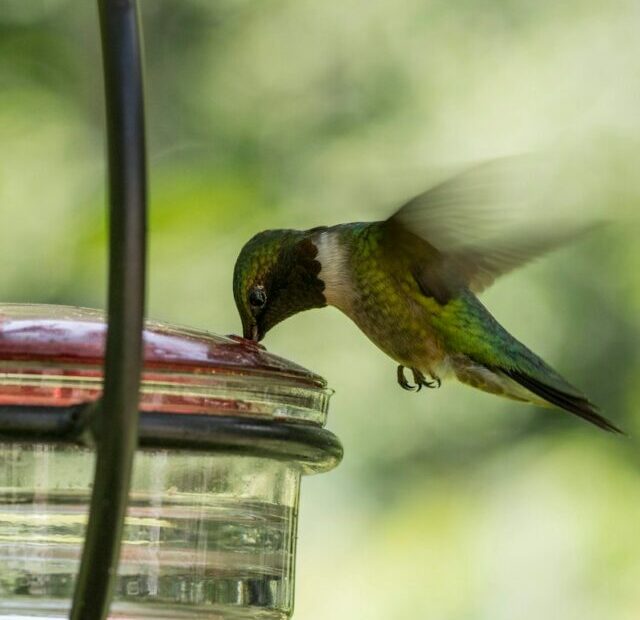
233;161;622;433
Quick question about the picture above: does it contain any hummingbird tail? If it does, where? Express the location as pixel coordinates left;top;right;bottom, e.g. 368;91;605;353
503;369;624;434
452;355;624;433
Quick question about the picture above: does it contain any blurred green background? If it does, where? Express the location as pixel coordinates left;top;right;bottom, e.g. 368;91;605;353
1;1;639;618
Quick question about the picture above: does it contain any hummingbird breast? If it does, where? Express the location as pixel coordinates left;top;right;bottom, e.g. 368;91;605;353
314;224;450;375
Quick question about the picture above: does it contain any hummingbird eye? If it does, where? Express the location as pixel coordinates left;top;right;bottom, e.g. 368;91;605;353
248;286;267;311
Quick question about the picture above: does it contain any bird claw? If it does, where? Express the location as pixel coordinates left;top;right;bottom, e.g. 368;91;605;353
416;368;442;389
397;365;418;391
397;365;441;391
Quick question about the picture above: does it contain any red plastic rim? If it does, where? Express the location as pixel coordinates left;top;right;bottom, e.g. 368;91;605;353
0;305;330;424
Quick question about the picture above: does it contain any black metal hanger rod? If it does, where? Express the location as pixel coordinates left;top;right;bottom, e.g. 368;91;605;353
70;0;147;617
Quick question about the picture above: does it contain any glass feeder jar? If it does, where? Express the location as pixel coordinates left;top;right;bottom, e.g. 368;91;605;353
0;304;342;619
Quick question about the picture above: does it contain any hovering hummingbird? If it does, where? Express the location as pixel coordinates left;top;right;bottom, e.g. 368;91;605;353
233;161;622;433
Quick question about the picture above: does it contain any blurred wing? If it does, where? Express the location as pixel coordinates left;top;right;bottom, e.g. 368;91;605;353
447;227;594;293
389;158;519;249
385;158;595;296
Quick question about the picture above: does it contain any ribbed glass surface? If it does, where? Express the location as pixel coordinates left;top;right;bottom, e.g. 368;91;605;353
0;447;300;619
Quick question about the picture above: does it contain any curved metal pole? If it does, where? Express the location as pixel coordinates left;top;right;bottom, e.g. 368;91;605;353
70;0;147;618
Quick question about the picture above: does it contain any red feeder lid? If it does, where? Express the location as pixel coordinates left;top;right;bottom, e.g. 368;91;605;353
0;304;330;425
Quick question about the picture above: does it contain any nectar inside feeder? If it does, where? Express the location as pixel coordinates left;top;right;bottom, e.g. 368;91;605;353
0;304;342;620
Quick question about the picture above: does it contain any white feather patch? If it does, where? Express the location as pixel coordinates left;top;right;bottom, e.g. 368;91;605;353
315;231;355;312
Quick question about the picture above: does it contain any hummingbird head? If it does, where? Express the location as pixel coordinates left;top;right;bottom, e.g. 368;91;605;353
233;229;327;341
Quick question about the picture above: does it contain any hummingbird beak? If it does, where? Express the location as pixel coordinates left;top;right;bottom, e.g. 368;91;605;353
242;321;261;342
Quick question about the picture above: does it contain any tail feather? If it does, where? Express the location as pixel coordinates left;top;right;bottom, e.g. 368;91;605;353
504;369;624;434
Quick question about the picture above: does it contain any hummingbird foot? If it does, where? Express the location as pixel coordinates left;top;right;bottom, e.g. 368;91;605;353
411;368;441;390
397;366;441;391
397;365;419;391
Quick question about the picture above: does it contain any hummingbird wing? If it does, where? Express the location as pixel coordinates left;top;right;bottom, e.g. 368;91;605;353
385;158;596;297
